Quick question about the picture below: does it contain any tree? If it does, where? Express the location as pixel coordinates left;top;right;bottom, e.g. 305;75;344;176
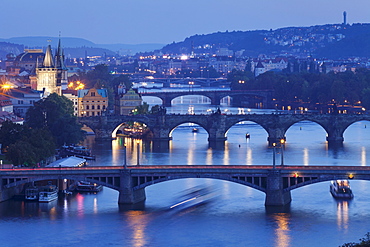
6;128;55;166
26;93;85;148
0;121;24;153
133;102;150;115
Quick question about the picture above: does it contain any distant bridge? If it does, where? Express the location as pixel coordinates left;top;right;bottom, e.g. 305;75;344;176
140;89;274;107
79;113;370;146
0;165;368;206
132;77;228;87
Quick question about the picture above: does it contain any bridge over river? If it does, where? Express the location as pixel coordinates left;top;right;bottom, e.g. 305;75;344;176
1;165;368;206
141;89;274;107
79;113;370;147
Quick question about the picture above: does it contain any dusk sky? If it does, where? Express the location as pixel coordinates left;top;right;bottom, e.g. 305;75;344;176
2;0;370;45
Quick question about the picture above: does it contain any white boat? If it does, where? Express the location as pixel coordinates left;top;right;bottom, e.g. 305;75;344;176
169;186;217;211
39;185;58;202
25;186;39;201
330;180;354;199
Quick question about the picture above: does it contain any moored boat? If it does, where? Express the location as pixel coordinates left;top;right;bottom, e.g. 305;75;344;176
330;180;354;199
25;186;39;201
75;181;103;193
39;185;58;202
59;145;95;160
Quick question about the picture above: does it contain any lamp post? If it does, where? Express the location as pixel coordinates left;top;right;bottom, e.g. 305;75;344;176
136;140;140;166
280;138;285;166
123;144;127;169
272;143;276;169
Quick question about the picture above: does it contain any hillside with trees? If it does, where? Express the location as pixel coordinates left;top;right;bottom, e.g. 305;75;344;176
161;23;370;59
228;68;370;110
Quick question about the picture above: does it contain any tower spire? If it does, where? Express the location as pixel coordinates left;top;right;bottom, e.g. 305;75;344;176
43;44;54;67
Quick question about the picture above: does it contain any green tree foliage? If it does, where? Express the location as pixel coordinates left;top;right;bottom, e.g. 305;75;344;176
228;69;254;90
341;232;370;247
26;93;85;147
6;128;55;166
133;102;150;115
0;121;24;152
112;74;132;90
233;69;370;109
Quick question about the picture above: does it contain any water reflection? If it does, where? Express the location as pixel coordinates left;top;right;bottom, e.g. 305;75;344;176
273;213;291;247
124;211;150;247
336;200;350;232
362;146;366;166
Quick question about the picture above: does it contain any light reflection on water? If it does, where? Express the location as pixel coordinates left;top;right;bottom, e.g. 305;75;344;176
1;103;370;246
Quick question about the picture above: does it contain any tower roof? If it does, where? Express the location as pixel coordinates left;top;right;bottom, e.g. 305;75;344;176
55;38;67;70
43;45;54;68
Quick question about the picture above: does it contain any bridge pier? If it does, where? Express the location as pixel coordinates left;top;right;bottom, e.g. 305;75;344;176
265;170;291;206
326;136;344;147
267;127;286;146
118;171;146;204
94;129;115;140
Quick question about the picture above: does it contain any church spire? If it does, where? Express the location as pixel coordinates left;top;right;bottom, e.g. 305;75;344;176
55;37;66;69
43;44;54;67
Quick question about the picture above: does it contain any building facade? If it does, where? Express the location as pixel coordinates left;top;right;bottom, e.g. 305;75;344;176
78;88;108;117
115;88;142;115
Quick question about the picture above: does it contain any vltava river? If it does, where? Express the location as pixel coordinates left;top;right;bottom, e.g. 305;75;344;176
1;97;370;247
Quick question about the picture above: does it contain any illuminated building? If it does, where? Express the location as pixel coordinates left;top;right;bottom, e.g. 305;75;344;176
78;88;108;117
35;39;68;96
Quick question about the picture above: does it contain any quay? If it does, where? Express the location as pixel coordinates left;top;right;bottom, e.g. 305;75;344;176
1;165;369;206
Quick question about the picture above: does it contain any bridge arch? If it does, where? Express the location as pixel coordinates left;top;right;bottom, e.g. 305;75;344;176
171;94;212;105
283;120;329;145
131;175;267;193
4;175;120;191
112;121;152;139
224;120;269;140
168;121;210;139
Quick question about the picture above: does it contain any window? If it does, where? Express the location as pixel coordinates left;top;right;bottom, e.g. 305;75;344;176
97;105;100;110
86;105;89;110
92;105;95;110
91;92;95;96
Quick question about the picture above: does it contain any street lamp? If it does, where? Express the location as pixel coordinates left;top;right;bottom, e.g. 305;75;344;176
272;143;276;169
280;138;285;166
189;81;194;92
136;140;140;166
123;143;127;169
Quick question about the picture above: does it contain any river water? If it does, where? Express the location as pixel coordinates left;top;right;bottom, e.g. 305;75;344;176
1;96;370;247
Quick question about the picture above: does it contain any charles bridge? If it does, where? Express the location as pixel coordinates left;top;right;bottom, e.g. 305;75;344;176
78;112;370;147
1;165;370;207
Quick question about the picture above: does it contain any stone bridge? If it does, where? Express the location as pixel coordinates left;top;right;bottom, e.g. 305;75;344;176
78;113;370;146
141;90;274;107
0;165;368;206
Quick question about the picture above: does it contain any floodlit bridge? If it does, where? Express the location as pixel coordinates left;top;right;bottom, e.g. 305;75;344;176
1;165;369;206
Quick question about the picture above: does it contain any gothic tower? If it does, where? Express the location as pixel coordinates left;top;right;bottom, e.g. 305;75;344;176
36;44;60;96
36;38;67;96
55;39;68;90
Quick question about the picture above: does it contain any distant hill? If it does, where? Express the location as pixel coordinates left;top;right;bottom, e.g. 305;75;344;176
161;23;370;59
0;36;165;58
